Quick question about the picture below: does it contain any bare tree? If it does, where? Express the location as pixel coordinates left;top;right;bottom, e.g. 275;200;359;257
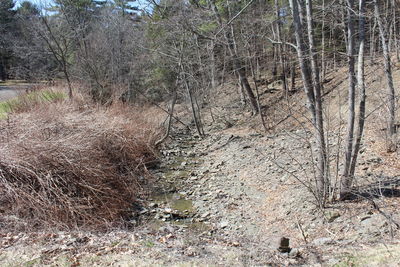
209;0;259;115
374;0;397;145
274;0;288;96
288;0;316;120
39;16;74;99
341;0;357;198
305;0;329;205
341;0;367;199
289;0;329;206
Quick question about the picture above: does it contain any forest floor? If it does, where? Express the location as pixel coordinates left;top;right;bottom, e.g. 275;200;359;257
2;114;399;266
1;65;400;266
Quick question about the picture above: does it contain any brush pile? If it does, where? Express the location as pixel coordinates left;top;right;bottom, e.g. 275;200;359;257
0;101;160;230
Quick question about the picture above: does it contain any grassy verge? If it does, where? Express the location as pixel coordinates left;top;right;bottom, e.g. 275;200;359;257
0;90;65;119
335;244;400;267
0;80;33;87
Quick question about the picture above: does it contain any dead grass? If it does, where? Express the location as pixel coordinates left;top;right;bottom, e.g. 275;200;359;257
0;98;162;231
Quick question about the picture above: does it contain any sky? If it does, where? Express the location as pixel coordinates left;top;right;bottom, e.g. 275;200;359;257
15;0;53;8
14;0;152;16
15;0;148;9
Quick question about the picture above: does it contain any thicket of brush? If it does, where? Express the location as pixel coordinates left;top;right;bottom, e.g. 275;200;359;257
0;95;161;230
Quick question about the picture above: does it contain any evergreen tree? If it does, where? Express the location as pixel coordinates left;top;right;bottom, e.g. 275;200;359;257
0;0;16;80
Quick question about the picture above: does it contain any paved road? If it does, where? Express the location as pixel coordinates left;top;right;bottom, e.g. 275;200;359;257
0;85;27;102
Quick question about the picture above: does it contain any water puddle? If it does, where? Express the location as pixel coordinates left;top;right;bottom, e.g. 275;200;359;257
152;193;194;213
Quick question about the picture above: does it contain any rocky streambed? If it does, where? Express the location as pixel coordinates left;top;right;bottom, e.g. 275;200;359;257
135;127;400;266
135;132;299;266
2;127;399;266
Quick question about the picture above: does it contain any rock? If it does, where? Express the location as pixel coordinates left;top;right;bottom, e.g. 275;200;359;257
163;214;172;220
219;221;229;229
288;248;300;258
139;208;149;215
201;212;210;218
187;152;196;157
159;225;174;233
328;211;341;223
184;246;197;256
278;237;291;253
149;202;158;208
366;157;382;164
164;208;172;213
231;241;240;247
280;174;289;183
359;214;388;235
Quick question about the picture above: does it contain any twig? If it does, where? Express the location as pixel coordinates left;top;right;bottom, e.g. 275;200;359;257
135;89;190;129
296;218;308;244
215;0;256;36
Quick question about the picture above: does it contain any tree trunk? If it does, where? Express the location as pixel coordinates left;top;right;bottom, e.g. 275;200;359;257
321;0;327;81
275;0;288;96
341;0;357;197
370;17;377;64
341;0;367;199
183;68;203;137
374;0;397;139
155;91;177;146
63;61;73;99
178;46;204;137
349;0;367;183
272;45;277;78
247;49;268;132
209;40;217;90
305;0;329;204
238;75;247;106
394;0;400;62
230;24;259;114
290;61;296;91
288;0;316;121
290;0;330;206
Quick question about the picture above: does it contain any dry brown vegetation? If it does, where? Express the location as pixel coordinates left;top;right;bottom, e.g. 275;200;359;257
0;95;162;231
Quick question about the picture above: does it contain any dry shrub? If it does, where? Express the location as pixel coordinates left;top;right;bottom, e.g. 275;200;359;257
0;100;160;231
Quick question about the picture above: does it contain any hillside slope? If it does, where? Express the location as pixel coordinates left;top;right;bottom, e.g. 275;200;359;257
1;62;400;266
